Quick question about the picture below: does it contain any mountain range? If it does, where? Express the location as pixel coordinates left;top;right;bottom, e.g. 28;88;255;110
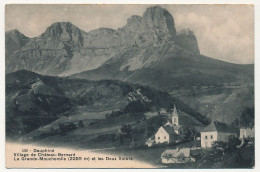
6;6;254;131
6;6;200;76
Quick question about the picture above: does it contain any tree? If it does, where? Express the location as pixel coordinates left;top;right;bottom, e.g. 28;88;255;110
59;122;76;135
240;107;254;129
162;153;173;161
183;127;196;140
212;141;227;150
230;118;240;135
121;124;131;134
226;136;241;153
124;100;150;113
50;127;55;135
78;120;84;128
59;124;67;135
67;122;76;131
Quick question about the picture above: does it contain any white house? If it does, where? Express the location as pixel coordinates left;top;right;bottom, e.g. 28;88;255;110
240;126;254;139
161;148;195;164
147;105;203;146
153;105;182;144
200;121;237;148
145;136;155;147
155;126;178;144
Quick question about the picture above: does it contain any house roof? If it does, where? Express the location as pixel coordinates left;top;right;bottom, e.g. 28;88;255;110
161;148;191;158
177;111;203;126
146;137;155;144
162;126;178;136
164;121;173;127
169;110;203;126
194;126;205;133
164;122;181;131
173;125;181;130
201;121;234;133
240;126;255;130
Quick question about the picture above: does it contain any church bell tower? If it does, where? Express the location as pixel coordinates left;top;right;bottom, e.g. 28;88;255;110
172;105;179;126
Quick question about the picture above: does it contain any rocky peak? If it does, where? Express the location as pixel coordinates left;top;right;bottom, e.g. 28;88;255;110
6;29;28;38
119;6;177;47
5;5;201;76
143;6;176;37
40;22;84;43
127;15;143;25
6;29;29;55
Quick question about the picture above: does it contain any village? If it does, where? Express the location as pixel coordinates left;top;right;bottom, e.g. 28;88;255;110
141;105;255;166
17;103;254;168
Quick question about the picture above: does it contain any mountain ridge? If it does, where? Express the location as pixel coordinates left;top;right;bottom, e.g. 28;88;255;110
6;6;202;76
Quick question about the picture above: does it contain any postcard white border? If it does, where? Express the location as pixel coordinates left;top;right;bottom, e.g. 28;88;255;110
0;0;259;172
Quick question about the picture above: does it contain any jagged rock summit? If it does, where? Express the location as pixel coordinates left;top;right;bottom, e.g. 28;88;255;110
40;22;84;46
6;5;200;75
143;6;176;37
118;6;176;47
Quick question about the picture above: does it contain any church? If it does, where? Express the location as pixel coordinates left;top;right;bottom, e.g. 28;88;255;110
154;105;184;145
145;105;203;146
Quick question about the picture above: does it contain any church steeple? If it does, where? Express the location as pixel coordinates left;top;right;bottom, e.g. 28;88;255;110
172;104;179;126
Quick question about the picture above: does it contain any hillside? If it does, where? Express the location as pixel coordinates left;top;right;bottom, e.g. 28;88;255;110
6;70;207;140
71;47;253;91
70;45;253;123
176;85;254;123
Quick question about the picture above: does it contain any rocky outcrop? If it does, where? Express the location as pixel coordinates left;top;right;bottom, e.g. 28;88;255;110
6;5;199;76
143;6;176;38
117;6;176;47
175;29;200;55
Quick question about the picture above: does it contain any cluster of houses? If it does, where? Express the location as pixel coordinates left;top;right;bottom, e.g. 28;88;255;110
146;105;254;148
145;106;255;164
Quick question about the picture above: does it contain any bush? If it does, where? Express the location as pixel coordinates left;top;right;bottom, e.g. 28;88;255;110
59;122;77;135
78;120;84;128
226;137;241;152
212;141;227;149
124;100;150;113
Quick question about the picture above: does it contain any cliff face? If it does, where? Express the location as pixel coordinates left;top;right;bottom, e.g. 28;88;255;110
6;6;199;76
118;6;176;47
175;29;200;55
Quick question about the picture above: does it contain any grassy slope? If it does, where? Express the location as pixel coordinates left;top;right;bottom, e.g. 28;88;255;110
7;70;207;141
174;85;254;123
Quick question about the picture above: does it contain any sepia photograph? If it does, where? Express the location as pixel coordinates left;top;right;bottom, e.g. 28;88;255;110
4;3;255;169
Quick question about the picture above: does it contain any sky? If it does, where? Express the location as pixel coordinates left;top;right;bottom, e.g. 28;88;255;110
5;4;254;64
